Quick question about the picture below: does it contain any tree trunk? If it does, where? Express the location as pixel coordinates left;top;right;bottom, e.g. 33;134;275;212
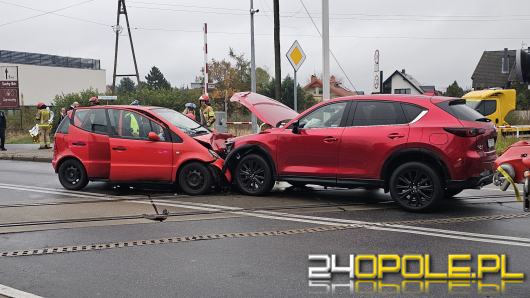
273;0;281;101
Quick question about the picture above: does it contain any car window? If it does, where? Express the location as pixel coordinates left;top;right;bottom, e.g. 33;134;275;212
401;103;427;122
299;102;348;129
438;99;486;121
108;109;169;141
75;109;109;134
56;116;70;134
353;101;407;126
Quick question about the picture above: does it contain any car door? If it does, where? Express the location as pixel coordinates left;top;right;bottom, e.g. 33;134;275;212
107;109;173;182
277;101;350;179
68;108;111;179
338;100;410;180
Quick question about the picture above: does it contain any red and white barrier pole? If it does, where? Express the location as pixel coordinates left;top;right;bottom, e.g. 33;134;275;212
203;23;208;96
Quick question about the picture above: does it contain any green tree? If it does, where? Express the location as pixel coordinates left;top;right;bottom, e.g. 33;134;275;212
145;66;171;90
117;77;136;94
256;67;271;93
444;81;465;97
263;75;316;112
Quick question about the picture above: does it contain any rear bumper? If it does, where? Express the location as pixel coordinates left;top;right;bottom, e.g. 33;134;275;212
447;170;494;190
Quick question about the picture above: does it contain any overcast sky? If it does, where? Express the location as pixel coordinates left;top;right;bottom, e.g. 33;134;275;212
1;0;529;93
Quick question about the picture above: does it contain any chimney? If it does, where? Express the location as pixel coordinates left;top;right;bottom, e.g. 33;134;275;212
401;69;406;74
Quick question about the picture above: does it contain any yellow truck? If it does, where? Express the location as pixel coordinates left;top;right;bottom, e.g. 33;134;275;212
463;89;530;136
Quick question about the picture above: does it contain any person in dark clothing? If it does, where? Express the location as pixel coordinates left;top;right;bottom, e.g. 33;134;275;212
0;110;6;151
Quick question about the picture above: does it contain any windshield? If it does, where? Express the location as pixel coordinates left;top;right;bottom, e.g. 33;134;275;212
153;108;210;136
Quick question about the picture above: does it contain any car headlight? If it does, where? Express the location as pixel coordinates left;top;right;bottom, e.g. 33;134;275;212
208;149;220;159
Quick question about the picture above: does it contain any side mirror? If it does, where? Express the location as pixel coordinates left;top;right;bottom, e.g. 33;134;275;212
148;132;160;142
292;120;300;134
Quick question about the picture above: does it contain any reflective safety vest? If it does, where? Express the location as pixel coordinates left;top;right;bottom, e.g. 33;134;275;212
36;109;51;127
202;106;216;129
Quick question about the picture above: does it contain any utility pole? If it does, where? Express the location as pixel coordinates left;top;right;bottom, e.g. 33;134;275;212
321;0;330;100
112;0;140;94
203;23;208;96
250;0;258;132
273;0;281;101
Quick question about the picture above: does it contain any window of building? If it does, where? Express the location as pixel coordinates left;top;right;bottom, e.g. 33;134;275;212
394;88;411;94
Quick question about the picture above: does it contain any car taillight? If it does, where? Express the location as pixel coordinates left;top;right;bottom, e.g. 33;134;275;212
443;127;485;137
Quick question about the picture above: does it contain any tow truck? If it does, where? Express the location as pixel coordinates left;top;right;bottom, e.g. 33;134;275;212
463;89;530;137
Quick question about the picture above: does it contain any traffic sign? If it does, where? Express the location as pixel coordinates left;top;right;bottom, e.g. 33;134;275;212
286;40;306;71
0;66;18;81
373;50;381;93
98;95;118;101
0;65;19;108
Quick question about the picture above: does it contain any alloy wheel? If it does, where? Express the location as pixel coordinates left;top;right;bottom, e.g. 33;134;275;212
394;169;434;208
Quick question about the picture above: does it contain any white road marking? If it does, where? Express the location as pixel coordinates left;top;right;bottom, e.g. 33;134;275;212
3;183;530;247
0;283;42;298
365;226;530;247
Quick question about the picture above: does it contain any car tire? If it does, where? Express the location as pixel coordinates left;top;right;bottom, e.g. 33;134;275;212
445;188;464;199
389;162;443;212
235;154;274;195
58;159;88;191
178;162;212;195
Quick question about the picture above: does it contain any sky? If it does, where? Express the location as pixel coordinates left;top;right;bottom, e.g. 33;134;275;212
1;0;529;93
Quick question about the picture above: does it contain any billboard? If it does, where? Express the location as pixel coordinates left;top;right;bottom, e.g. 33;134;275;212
0;66;19;108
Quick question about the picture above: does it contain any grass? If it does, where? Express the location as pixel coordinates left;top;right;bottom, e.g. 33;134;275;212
5;131;35;144
495;133;523;155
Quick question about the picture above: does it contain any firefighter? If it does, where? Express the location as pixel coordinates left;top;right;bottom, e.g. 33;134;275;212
199;94;215;130
35;102;52;149
67;101;79;111
88;97;100;106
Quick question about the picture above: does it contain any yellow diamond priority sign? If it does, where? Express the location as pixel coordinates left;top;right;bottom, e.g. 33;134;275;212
286;40;306;71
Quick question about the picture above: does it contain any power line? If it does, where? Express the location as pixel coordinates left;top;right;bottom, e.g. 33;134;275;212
128;0;530;19
131;26;530;41
0;0;100;28
299;0;357;93
126;2;530;22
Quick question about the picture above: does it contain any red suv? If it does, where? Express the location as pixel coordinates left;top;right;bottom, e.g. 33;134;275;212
53;105;231;195
225;93;497;211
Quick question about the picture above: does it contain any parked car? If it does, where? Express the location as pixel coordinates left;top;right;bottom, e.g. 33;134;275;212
225;92;497;211
52;105;231;195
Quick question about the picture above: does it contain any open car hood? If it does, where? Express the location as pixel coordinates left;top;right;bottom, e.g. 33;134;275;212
230;92;299;127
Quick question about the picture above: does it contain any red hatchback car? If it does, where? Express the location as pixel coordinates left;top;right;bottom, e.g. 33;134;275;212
225;93;497;211
53;105;231;195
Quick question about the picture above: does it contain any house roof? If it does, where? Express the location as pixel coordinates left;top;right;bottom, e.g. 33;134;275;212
303;75;359;96
383;70;424;93
471;50;516;89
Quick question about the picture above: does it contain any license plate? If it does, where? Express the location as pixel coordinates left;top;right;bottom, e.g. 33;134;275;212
488;138;495;148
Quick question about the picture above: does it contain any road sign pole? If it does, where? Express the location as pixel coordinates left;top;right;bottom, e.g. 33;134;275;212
322;0;330;101
250;0;258;133
294;70;298;112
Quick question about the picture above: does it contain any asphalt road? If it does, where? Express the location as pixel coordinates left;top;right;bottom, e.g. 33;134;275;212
0;160;529;297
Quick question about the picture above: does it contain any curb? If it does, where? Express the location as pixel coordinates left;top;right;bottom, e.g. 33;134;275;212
0;155;52;163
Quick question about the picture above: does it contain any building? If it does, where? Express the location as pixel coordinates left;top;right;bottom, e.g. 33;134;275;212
0;50;106;106
382;69;425;95
471;48;522;89
303;75;363;101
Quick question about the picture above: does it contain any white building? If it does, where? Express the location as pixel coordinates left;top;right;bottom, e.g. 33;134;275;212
0;50;106;106
382;69;426;95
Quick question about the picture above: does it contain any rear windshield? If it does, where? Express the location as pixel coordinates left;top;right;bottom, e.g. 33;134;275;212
436;99;486;122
